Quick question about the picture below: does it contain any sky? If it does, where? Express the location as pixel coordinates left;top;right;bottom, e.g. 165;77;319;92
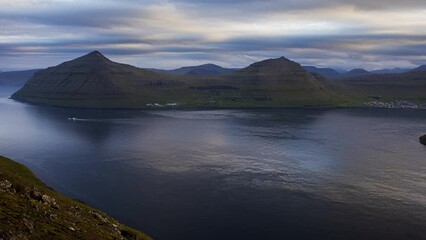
1;0;426;71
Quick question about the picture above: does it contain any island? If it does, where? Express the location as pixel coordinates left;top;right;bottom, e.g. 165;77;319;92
10;51;426;109
11;51;343;108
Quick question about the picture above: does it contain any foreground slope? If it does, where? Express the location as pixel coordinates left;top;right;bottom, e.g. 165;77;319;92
0;155;151;240
12;51;339;108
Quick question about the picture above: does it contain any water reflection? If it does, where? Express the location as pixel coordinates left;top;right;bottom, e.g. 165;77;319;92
1;94;426;240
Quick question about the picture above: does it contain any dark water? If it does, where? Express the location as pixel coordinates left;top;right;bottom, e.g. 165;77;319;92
1;89;426;239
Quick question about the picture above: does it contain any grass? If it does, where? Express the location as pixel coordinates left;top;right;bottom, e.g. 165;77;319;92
0;155;152;240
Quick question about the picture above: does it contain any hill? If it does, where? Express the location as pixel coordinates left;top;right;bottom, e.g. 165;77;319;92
371;68;410;74
12;52;340;108
0;155;151;239
411;65;426;72
341;69;371;78
219;57;339;106
0;69;41;87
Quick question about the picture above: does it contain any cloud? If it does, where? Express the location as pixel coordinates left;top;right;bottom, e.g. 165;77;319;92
175;0;426;11
0;0;425;71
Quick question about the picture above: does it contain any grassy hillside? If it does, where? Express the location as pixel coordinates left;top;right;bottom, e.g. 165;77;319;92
0;155;151;240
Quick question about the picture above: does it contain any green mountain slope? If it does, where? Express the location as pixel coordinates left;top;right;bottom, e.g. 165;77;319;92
0;155;151;240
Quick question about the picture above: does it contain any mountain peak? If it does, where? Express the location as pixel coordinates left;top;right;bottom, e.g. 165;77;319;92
279;56;290;61
236;56;315;79
244;56;299;71
61;51;113;67
90;50;102;55
347;68;369;73
82;50;109;61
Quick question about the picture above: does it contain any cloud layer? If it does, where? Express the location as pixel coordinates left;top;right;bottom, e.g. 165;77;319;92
0;0;426;70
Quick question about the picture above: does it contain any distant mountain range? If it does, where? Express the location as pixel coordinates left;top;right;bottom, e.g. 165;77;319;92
303;66;420;79
370;68;410;74
302;66;341;79
7;51;426;108
303;66;374;79
148;64;238;76
2;61;424;88
11;51;339;108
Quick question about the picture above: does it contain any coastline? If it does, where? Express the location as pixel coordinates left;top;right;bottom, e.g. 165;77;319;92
8;96;426;111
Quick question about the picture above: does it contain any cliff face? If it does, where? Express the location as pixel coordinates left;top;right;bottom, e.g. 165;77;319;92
0;155;151;240
421;135;426;145
12;52;338;108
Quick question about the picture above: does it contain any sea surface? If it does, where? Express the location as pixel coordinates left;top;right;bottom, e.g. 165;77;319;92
1;88;426;240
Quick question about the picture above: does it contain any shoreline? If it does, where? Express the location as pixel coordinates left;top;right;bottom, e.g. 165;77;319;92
8;97;426;111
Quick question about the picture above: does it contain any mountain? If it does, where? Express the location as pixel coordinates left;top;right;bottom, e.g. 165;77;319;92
12;51;174;108
411;65;426;72
0;155;151;239
12;52;339;108
341;69;371;78
0;69;41;86
181;56;340;107
371;68;410;74
218;57;339;106
303;66;341;79
150;63;238;76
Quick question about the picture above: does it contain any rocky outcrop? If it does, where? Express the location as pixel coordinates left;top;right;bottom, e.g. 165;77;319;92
420;135;426;145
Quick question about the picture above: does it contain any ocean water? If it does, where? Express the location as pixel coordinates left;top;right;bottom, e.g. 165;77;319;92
0;90;426;239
